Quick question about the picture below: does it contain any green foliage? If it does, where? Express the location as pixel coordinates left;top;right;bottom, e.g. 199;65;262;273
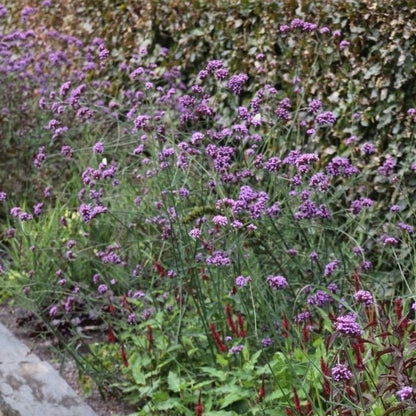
2;2;416;415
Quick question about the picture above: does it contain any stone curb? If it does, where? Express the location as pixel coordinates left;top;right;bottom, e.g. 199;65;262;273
0;322;97;416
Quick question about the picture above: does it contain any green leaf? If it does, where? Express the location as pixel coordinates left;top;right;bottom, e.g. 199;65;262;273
216;353;229;368
132;364;145;385
242;342;250;362
201;366;228;381
167;371;182;393
221;392;249;409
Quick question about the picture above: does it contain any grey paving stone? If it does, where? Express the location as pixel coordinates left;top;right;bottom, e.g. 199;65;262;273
0;322;97;416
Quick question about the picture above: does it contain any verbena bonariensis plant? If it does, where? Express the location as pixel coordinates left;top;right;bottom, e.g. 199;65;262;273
1;4;416;415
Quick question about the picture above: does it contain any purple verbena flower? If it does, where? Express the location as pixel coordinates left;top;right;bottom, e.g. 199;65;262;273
227;73;248;95
396;386;413;401
308;99;322;114
331;363;352;382
334;314;362;337
98;284;108;294
354;290;373;306
398;222;414;233
229;344;244;354
378;156;396;177
212;215;228;226
93;142;104;154
360;142;375;155
316;111;336;126
266;275;288;290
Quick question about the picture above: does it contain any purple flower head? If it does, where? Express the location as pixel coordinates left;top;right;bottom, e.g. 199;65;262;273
309;251;318;262
98;284;108;294
59;81;71;98
316;111;336;126
235;275;251;287
396;386;413;401
0;5;7;18
350;198;374;215
261;338;273;347
280;24;290;33
128;313;136;324
344;135;357;146
308;290;333;307
339;40;350;50
49;305;58;317
360;142;375;155
266;275;288;290
189;228;201;239
398;222;414;234
61;145;73;160
93;142;104;154
227;73;248;95
206;60;224;72
206;251;231;266
354;290;373;306
229;344;244;355
324;259;339;277
33;202;43;216
213;215;228;226
10;207;22;217
331;364;352;382
383;235;398;246
308;99;322;114
264;156;281;172
295;311;311;323
309;172;330;191
360;260;373;271
334;314;362;337
326;156;359;177
0;192;6;201
378;156;396;177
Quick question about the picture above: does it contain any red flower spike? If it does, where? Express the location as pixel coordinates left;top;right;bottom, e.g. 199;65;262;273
154;258;166;277
147;325;154;352
209;323;228;352
107;295;116;316
237;313;246;338
395;298;403;322
196;390;203;416
320;357;331;396
302;323;309;343
258;375;266;402
282;314;289;338
346;385;355;400
108;325;117;343
285;408;293;416
120;343;129;367
226;304;238;336
293;387;301;413
352;339;364;371
365;306;377;328
354;268;361;291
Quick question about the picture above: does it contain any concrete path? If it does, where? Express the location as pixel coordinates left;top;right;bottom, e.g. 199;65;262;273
0;322;97;416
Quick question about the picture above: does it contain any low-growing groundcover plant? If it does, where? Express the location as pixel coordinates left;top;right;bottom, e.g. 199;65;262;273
1;3;416;416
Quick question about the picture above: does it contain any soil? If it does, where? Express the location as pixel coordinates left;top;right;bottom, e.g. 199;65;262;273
0;301;138;416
